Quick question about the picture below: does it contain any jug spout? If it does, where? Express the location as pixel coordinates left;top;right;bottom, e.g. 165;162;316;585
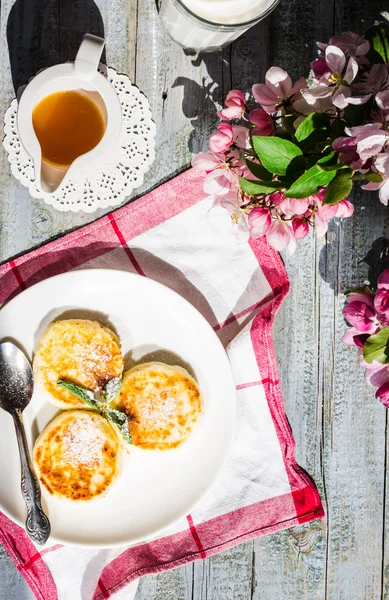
39;160;71;194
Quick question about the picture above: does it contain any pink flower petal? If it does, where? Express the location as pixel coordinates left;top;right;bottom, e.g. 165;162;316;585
232;126;250;149
376;382;389;407
248;207;272;238
252;84;278;114
218;105;245;120
378;269;389;290
336;200;354;218
376;90;389;112
203;169;234;196
365;362;389;387
332;86;351;109
347;293;374;308
344;56;358;84
325;45;346;74
249;108;275;136
192;151;222;171
343;300;377;332
379;178;389;206
356;133;387;161
266;220;294;251
209;123;234;153
300;85;333;105
265;66;292;98
291;77;307;95
291;216;309;239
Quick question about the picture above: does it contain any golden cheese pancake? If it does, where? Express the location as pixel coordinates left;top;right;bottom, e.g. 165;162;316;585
33;319;124;409
33;410;121;501
116;362;202;450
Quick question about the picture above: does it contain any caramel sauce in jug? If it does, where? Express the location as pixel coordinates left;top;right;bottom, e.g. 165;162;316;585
32;90;105;167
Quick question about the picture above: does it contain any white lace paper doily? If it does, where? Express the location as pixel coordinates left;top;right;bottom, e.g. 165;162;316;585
3;67;156;212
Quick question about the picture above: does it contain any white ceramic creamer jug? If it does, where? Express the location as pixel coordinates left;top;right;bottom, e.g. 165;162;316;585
17;34;122;195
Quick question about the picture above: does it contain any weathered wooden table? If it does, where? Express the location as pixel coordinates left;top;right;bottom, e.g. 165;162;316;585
1;0;389;598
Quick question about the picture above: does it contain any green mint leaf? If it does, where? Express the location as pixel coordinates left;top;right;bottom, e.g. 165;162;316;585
245;159;272;180
363;327;389;364
106;407;127;425
120;420;133;445
324;169;353;205
295;112;330;143
284;165;337;199
366;22;389;64
106;407;133;445
104;377;122;403
239;177;283;196
57;380;99;409
252;136;304;176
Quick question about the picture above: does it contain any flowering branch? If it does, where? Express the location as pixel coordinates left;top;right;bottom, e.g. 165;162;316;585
192;22;389;253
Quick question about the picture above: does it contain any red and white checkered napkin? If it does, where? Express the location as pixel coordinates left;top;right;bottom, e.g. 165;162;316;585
0;169;324;600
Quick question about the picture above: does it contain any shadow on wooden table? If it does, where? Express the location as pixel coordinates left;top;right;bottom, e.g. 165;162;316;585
7;0;106;94
318;190;389;294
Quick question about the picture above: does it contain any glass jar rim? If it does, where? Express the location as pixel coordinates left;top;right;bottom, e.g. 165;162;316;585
169;0;281;30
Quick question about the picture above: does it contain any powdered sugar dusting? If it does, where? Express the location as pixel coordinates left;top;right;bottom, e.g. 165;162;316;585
62;415;104;468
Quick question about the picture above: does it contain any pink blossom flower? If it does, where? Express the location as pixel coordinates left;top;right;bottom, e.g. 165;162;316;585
335;199;354;218
208;192;250;244
252;67;305;114
292;216;310;239
219;197;250;244
301;45;358;109
248;207;272;238
209;123;234;153
376;381;389;408
317;32;370;59
347;64;389;105
249;108;275;136
362;150;389;205
344;123;388;162
343;293;378;333
192;151;245;196
218;90;246;121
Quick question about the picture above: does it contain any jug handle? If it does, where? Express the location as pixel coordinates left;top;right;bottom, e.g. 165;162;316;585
74;34;105;79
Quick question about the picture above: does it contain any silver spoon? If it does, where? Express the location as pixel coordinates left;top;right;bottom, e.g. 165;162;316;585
0;342;50;545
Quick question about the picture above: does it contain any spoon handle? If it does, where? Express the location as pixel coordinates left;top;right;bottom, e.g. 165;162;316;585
12;410;51;545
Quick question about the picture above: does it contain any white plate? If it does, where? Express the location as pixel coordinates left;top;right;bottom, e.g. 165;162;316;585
0;269;236;547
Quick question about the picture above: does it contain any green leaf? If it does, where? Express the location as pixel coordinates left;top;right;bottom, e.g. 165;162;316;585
120;420;133;445
57;380;99;408
284;165;337;199
106;408;133;445
239;177;283;196
366;22;389;63
363;327;389;364
324;169;353;205
57;379;133;445
365;172;383;183
295;112;330;142
104;377;122;403
245;159;272;180
252;136;304;176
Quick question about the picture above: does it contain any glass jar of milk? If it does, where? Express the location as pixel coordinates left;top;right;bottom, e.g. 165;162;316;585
159;0;281;52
